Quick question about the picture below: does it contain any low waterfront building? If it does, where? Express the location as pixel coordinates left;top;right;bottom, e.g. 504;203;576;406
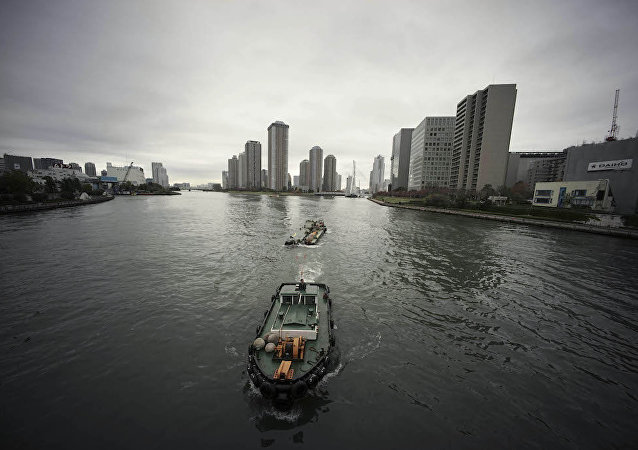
3;154;33;173
532;179;613;212
29;166;94;184
563;137;637;214
34;158;63;170
106;162;146;185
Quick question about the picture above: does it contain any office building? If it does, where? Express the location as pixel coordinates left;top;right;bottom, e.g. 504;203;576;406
369;155;385;193
261;169;268;188
245;140;262;189
407;117;455;190
293;175;299;187
3;154;33;173
0;157;4;173
267;121;289;191
322;154;337;191
34;158;63;170
84;162;97;177
391;128;414;190
69;162;82;172
337;173;342;191
227;156;238;189
450;84;517;191
309;146;323;192
299;159;310;191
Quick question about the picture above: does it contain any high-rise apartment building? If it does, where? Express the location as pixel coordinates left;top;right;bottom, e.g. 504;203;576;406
322;155;337;192
391;128;414;190
450;84;517;191
152;162;169;187
221;171;228;190
228;155;238;189
337;173;342;191
369;155;385;193
407;117;455;190
261;169;268;188
84;162;97;177
34;158;63;170
309;146;323;192
238;152;247;189
506;151;566;188
267;121;289;191
245;140;262;190
299;159;310;191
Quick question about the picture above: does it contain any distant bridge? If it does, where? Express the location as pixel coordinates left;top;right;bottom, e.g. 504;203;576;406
313;192;345;196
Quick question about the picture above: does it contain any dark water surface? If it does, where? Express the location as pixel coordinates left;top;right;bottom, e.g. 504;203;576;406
1;192;637;449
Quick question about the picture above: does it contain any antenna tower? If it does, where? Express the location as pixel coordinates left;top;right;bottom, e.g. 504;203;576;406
605;89;620;142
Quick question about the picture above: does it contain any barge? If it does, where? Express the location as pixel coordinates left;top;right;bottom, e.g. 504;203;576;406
247;281;335;408
285;220;327;246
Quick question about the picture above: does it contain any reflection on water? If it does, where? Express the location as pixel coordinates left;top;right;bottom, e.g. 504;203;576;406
1;192;637;449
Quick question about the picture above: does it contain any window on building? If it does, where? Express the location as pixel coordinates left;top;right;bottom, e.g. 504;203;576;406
534;197;552;204
572;189;587;197
535;190;553;196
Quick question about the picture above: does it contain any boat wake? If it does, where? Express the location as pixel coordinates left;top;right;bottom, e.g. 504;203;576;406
345;332;382;361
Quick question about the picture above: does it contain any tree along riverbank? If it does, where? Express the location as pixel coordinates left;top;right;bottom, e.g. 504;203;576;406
0;195;114;214
369;198;638;240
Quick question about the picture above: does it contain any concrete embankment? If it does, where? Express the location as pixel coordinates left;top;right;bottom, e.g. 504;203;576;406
369;198;638;240
0;195;114;215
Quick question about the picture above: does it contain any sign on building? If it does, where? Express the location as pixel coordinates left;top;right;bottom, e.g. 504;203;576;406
587;159;633;172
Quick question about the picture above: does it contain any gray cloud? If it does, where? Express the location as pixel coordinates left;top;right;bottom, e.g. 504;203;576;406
1;0;637;184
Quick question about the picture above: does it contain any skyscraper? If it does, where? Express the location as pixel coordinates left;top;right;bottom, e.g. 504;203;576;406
84;162;97;177
245;140;262;189
261;169;268;188
407;116;455;190
152;162;169;187
369;155;385;193
299;159;310;191
322;154;337;192
450;84;517;191
267;121;289;191
228;155;238;189
222;171;228;190
309;146;323;192
238;152;247;189
390;128;414;190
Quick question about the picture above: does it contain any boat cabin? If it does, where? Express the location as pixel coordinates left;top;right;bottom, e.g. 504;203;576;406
271;284;320;340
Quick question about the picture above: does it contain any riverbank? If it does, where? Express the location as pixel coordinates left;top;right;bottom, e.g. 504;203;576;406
369;198;638;239
0;195;114;214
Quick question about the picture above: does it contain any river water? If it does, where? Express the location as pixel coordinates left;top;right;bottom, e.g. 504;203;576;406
1;192;637;449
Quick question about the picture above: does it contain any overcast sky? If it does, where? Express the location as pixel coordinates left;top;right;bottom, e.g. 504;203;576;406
1;0;637;185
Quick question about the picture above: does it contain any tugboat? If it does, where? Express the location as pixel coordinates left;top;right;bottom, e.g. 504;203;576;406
247;280;335;408
284;220;327;246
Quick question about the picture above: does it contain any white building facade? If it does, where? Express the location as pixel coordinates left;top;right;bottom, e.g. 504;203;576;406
408;116;455;191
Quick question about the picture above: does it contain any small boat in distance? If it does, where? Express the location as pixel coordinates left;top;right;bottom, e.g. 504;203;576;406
285;220;327;246
247;281;335;408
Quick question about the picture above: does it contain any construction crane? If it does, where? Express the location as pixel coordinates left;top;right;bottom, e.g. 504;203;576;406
605;89;620;142
122;161;134;183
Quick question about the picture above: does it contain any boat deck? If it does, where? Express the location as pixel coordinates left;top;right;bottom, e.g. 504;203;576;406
254;284;331;381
